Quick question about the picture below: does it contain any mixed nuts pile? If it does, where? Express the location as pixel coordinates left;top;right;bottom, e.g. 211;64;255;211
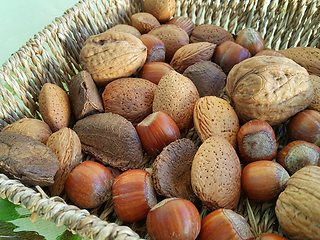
1;0;320;239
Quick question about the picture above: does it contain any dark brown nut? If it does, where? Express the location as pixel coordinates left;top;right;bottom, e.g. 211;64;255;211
102;78;157;126
170;42;216;73
148;24;189;61
131;12;161;34
0;132;59;186
47;127;82;196
68;71;104;121
183;61;226;98
1;118;52;144
79;31;147;87
152;138;198;203
190;24;234;46
73;113;144;171
108;24;141;38
226;56;314;126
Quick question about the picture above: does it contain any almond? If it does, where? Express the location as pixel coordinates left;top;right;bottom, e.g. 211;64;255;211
152;70;200;131
148;24;189;61
193;96;239;149
170;42;216;73
191;136;241;211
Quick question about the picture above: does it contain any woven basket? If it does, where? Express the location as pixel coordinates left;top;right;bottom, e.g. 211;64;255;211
0;0;319;239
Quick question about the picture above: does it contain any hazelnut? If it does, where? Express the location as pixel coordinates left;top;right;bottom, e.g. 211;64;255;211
237;119;277;163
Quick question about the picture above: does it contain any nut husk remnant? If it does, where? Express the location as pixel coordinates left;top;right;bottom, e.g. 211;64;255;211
0;132;59;186
69;71;104;121
73;113;144;171
226;56;314;126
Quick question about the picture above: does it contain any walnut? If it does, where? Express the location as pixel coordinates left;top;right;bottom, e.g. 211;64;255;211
226;56;314;126
79;31;147;87
275;166;320;240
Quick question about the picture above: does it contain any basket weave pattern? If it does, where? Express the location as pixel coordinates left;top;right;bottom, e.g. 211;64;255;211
0;0;320;239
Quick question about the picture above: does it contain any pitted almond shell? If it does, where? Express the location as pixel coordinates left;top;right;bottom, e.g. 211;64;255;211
170;42;216;73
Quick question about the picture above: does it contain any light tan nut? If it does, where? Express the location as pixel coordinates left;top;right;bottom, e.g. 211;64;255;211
190;24;234;46
279;46;320;77
193;96;239;149
191;136;241;211
1;118;52;144
131;12;160;34
39;83;71;132
153;70;200;131
102;78;157;126
148;24;189;61
170;42;216;73
226;56;314;126
79;31;147;87
47;127;82;196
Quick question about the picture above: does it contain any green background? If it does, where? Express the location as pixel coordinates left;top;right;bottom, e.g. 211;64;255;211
0;0;80;66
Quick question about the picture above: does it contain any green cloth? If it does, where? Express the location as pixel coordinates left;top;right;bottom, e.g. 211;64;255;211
0;0;79;66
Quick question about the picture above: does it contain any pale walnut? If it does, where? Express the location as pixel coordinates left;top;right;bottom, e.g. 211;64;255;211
226;56;314;126
79;31;147;87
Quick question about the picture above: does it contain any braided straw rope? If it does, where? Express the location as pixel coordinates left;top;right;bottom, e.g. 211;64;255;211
1;0;320;239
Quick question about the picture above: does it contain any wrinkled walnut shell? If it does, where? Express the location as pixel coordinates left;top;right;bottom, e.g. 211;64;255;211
79;31;147;87
226;56;314;126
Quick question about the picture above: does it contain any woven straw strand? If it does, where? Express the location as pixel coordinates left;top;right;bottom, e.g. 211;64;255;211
0;174;143;240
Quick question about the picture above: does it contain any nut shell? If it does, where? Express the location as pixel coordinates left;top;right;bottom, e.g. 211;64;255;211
153;70;200;131
193;96;239;149
190;24;234;46
73;113;143;171
241;161;290;202
47;127;82;196
1;118;52;144
107;24;141;38
79;31;147;87
148;24;189;61
131;12;160;34
39;83;71;132
112;169;157;222
183;61;226;98
144;0;176;23
275;166;320;240
64;161;114;209
198;209;254;240
152;138;198;202
237;119;277;163
102;78;157;126
191;136;241;211
226;56;314;126
170;42;216;73
146;198;201;240
279;46;320;77
276;140;320;175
